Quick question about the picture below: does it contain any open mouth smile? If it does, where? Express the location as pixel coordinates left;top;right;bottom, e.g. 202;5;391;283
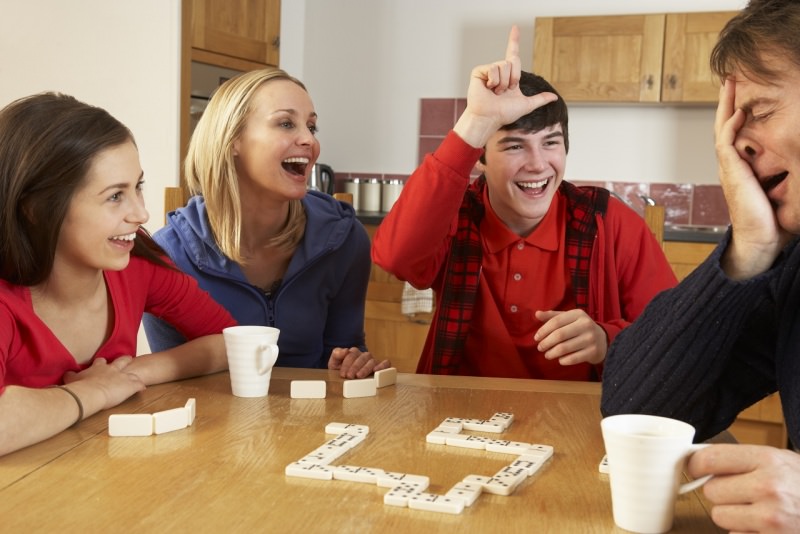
282;157;309;176
109;232;137;242
516;178;549;194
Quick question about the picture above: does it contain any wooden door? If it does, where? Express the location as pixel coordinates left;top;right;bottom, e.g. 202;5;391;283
661;11;739;103
191;0;280;68
533;15;665;102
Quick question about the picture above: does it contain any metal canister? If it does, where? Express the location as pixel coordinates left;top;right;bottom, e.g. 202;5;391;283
343;178;361;210
380;179;404;212
360;178;382;212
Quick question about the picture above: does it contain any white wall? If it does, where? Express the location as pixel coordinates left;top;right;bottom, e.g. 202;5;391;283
0;0;182;232
0;0;182;354
287;0;747;184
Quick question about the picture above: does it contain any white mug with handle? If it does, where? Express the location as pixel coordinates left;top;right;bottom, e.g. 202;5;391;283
601;414;713;534
223;326;280;397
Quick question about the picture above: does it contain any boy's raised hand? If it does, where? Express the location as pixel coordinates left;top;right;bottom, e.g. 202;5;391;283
454;26;557;148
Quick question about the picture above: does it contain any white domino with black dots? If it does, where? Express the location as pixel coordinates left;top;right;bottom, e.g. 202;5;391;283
284;412;554;515
289;367;397;399
108;398;196;437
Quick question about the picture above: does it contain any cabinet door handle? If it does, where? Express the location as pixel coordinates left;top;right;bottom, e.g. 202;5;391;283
644;74;654;90
667;74;678;89
272;36;280;49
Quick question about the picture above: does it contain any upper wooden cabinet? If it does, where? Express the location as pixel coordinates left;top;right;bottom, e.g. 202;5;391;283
190;0;281;71
533;11;738;103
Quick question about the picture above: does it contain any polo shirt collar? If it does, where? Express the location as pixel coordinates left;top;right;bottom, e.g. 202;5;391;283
481;186;562;253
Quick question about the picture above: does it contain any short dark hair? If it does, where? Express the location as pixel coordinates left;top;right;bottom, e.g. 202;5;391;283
0;92;169;285
711;0;800;81
503;72;569;151
480;72;569;164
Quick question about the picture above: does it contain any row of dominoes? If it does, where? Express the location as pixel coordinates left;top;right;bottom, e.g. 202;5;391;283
289;367;398;399
108;398;196;437
425;415;554;458
284;414;555;514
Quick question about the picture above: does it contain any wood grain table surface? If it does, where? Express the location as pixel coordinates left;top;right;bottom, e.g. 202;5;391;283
0;368;722;533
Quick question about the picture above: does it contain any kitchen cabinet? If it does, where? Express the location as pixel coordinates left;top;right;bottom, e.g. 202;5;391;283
363;225;431;373
178;0;280;189
532;11;738;103
189;0;280;71
663;240;716;281
664;240;788;448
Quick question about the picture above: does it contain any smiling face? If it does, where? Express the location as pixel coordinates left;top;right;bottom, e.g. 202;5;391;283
232;79;320;203
732;55;800;233
56;140;148;276
482;124;567;236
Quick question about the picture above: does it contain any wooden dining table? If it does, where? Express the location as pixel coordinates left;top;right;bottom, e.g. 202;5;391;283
0;368;722;533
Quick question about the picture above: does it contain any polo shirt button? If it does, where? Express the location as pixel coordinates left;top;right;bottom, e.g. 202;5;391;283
516;242;524;250
510;305;518;313
513;273;522;281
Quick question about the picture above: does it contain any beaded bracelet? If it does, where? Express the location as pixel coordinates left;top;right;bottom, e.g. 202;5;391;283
49;385;84;427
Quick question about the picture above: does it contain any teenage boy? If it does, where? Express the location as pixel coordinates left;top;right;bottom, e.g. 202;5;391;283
373;27;676;380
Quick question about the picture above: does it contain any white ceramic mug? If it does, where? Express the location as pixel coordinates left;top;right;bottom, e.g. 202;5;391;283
601;414;712;534
222;326;280;397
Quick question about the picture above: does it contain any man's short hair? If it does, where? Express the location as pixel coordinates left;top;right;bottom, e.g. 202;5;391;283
711;0;800;81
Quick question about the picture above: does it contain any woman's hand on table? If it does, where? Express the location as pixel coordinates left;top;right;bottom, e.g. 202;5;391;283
63;357;146;414
328;347;391;379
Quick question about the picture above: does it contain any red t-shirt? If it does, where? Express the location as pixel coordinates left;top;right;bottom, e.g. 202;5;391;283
0;256;236;390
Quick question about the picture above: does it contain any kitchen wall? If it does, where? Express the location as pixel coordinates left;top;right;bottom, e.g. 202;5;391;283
282;0;746;188
1;0;182;355
0;0;182;233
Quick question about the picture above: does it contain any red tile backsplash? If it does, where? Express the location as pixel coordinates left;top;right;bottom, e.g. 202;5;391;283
692;185;730;226
419;99;457;136
336;97;732;227
418;136;444;165
650;183;694;225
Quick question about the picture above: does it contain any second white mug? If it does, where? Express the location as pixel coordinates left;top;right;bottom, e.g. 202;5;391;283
601;414;712;534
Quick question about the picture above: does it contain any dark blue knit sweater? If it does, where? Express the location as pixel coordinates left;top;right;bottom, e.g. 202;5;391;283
602;231;799;448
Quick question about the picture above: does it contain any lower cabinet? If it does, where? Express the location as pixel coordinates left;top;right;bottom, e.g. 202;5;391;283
363;224;431;373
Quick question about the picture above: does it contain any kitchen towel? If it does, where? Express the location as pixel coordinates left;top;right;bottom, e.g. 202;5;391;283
401;282;434;317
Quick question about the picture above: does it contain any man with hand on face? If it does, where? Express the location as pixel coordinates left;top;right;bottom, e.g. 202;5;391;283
373;27;676;380
602;1;800;531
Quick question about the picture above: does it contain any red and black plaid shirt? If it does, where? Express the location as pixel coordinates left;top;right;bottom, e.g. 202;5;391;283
431;178;609;374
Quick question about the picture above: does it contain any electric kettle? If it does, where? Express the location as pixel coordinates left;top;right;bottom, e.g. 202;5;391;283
308;163;335;195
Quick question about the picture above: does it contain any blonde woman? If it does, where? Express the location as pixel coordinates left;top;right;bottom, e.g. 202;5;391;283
143;68;389;378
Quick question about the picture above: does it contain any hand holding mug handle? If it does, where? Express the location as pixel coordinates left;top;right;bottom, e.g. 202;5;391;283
255;343;279;375
678;444;713;494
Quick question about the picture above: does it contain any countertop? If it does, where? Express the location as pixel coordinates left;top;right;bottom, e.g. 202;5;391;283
663;224;728;244
358;213;728;245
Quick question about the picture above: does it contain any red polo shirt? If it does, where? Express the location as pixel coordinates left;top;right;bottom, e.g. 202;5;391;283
460;187;594;380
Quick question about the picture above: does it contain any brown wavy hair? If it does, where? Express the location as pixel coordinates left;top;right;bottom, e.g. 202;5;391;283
0;92;172;286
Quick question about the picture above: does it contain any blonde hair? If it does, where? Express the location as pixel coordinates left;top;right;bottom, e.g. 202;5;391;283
186;67;307;264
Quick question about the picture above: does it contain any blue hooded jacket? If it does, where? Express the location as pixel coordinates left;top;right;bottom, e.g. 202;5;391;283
142;191;371;368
